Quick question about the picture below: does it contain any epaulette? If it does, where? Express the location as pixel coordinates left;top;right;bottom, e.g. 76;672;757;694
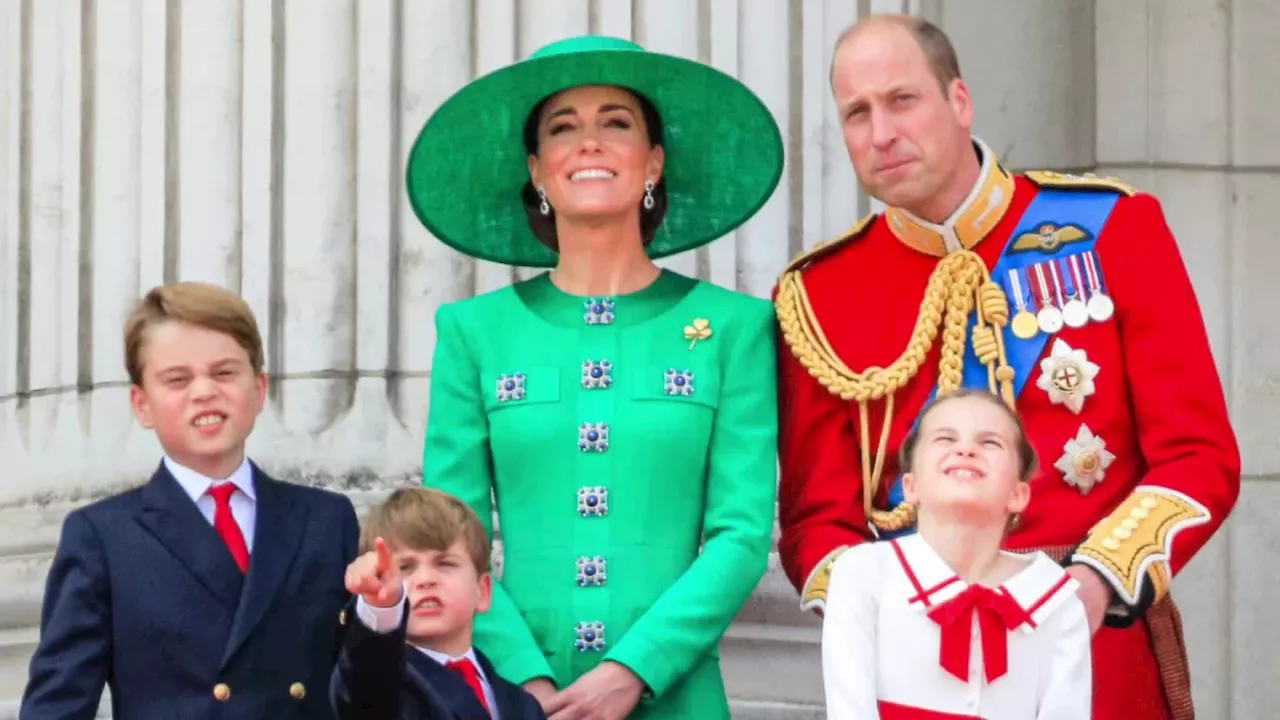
1024;169;1137;197
779;213;878;277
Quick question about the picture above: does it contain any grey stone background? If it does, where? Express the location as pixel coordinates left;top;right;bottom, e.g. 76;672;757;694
0;0;1276;717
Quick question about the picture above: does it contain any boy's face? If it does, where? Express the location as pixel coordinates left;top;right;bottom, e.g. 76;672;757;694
129;320;267;480
903;395;1030;523
394;537;492;655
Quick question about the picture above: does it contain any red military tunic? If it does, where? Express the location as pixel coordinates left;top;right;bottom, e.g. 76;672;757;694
774;141;1240;720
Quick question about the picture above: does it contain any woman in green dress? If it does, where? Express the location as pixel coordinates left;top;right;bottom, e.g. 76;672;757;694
405;35;784;719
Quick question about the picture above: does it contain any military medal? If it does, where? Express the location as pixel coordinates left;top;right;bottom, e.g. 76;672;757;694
1033;264;1063;334
1082;251;1114;322
1058;257;1089;329
1006;268;1039;339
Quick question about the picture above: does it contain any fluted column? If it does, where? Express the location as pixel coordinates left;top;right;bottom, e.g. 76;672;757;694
0;1;1274;717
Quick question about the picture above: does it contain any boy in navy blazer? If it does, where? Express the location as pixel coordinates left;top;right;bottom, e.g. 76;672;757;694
332;487;545;720
20;281;360;719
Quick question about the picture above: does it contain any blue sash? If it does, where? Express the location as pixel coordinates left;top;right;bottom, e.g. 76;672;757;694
877;188;1121;539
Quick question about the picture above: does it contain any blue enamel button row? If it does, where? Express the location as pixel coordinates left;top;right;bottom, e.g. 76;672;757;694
576;299;616;650
490;297;704;652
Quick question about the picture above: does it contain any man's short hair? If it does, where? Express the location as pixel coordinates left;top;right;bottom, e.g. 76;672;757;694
830;15;963;96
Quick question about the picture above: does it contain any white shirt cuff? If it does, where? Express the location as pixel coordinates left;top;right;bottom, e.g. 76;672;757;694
354;584;407;634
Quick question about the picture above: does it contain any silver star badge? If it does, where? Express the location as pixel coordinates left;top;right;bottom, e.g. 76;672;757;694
1036;339;1099;415
1054;424;1116;495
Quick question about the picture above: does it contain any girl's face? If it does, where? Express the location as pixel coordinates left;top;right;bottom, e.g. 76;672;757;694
526;85;663;226
903;394;1030;524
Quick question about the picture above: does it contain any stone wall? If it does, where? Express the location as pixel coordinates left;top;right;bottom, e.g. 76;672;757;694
1;1;1276;717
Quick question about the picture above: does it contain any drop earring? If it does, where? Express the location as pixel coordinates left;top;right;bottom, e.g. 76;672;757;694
643;180;655;210
538;187;550;216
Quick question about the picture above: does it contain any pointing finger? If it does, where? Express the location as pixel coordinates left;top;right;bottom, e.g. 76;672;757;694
374;537;392;575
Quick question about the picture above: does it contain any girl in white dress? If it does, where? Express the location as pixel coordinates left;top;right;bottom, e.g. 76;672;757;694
821;389;1092;720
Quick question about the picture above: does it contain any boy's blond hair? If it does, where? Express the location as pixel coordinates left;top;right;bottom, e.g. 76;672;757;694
123;282;264;386
361;488;491;576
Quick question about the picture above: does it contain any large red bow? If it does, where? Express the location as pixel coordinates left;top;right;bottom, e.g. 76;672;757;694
926;584;1030;684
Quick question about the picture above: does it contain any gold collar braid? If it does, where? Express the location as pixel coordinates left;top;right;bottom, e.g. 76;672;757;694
775;248;1017;533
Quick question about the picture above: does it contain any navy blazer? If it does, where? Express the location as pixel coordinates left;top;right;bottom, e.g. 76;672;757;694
331;598;546;720
20;461;360;720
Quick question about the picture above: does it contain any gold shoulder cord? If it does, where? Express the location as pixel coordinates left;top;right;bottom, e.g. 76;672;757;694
776;245;1017;532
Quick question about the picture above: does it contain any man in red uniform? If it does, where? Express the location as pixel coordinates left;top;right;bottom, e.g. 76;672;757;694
775;14;1239;720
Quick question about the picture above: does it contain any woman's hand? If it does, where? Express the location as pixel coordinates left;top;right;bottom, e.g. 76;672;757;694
544;661;646;720
522;677;558;711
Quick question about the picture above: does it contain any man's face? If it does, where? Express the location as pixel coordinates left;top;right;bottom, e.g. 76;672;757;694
831;22;974;217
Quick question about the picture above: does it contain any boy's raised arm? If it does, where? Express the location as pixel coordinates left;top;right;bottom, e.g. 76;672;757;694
331;539;409;720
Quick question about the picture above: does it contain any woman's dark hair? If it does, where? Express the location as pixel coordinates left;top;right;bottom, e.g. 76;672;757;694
899;388;1039;483
520;87;669;252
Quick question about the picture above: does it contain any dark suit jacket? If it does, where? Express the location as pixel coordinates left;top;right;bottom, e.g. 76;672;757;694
20;461;360;720
331;598;546;720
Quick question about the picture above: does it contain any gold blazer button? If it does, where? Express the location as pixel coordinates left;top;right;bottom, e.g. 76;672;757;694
290;682;306;700
213;683;231;702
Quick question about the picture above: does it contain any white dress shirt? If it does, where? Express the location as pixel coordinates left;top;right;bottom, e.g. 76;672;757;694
164;455;257;553
357;592;501;719
821;533;1092;719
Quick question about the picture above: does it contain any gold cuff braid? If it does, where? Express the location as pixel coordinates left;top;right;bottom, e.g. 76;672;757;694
776;243;1016;533
799;546;850;612
1072;487;1211;607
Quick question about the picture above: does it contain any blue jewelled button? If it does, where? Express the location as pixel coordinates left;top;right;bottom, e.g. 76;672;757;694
583;298;615;325
664;369;695;397
576;556;607;587
581;360;613;389
574;621;606;652
578;422;609;452
495;372;526;402
577;486;608;517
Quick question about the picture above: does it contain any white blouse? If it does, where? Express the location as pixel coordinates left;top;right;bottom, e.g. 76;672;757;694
821;534;1092;719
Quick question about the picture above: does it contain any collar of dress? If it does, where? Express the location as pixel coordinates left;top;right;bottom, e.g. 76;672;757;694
882;137;1017;258
888;533;1078;634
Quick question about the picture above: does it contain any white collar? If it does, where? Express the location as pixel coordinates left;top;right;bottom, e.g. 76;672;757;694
164;455;256;504
890;533;1079;633
414;644;484;675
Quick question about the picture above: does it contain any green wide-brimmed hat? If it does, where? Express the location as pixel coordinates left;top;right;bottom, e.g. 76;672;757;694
404;35;784;268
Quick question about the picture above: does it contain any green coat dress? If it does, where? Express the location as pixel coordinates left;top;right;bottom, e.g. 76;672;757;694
422;268;778;718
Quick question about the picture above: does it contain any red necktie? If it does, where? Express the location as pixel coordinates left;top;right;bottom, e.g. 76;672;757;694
926;584;1030;683
445;658;490;715
208;483;249;573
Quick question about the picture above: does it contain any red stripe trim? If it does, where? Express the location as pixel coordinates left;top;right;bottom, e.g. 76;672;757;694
998;586;1036;629
909;575;961;606
1022;573;1072;620
877;700;982;719
889;540;930;606
890;539;962;608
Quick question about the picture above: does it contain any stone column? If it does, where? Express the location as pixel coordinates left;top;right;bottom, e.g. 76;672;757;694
0;0;1274;717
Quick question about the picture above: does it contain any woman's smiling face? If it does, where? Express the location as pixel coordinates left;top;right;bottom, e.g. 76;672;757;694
526;84;664;223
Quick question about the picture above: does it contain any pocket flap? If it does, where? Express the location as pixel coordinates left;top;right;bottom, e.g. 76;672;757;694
630;365;720;408
482;366;561;412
